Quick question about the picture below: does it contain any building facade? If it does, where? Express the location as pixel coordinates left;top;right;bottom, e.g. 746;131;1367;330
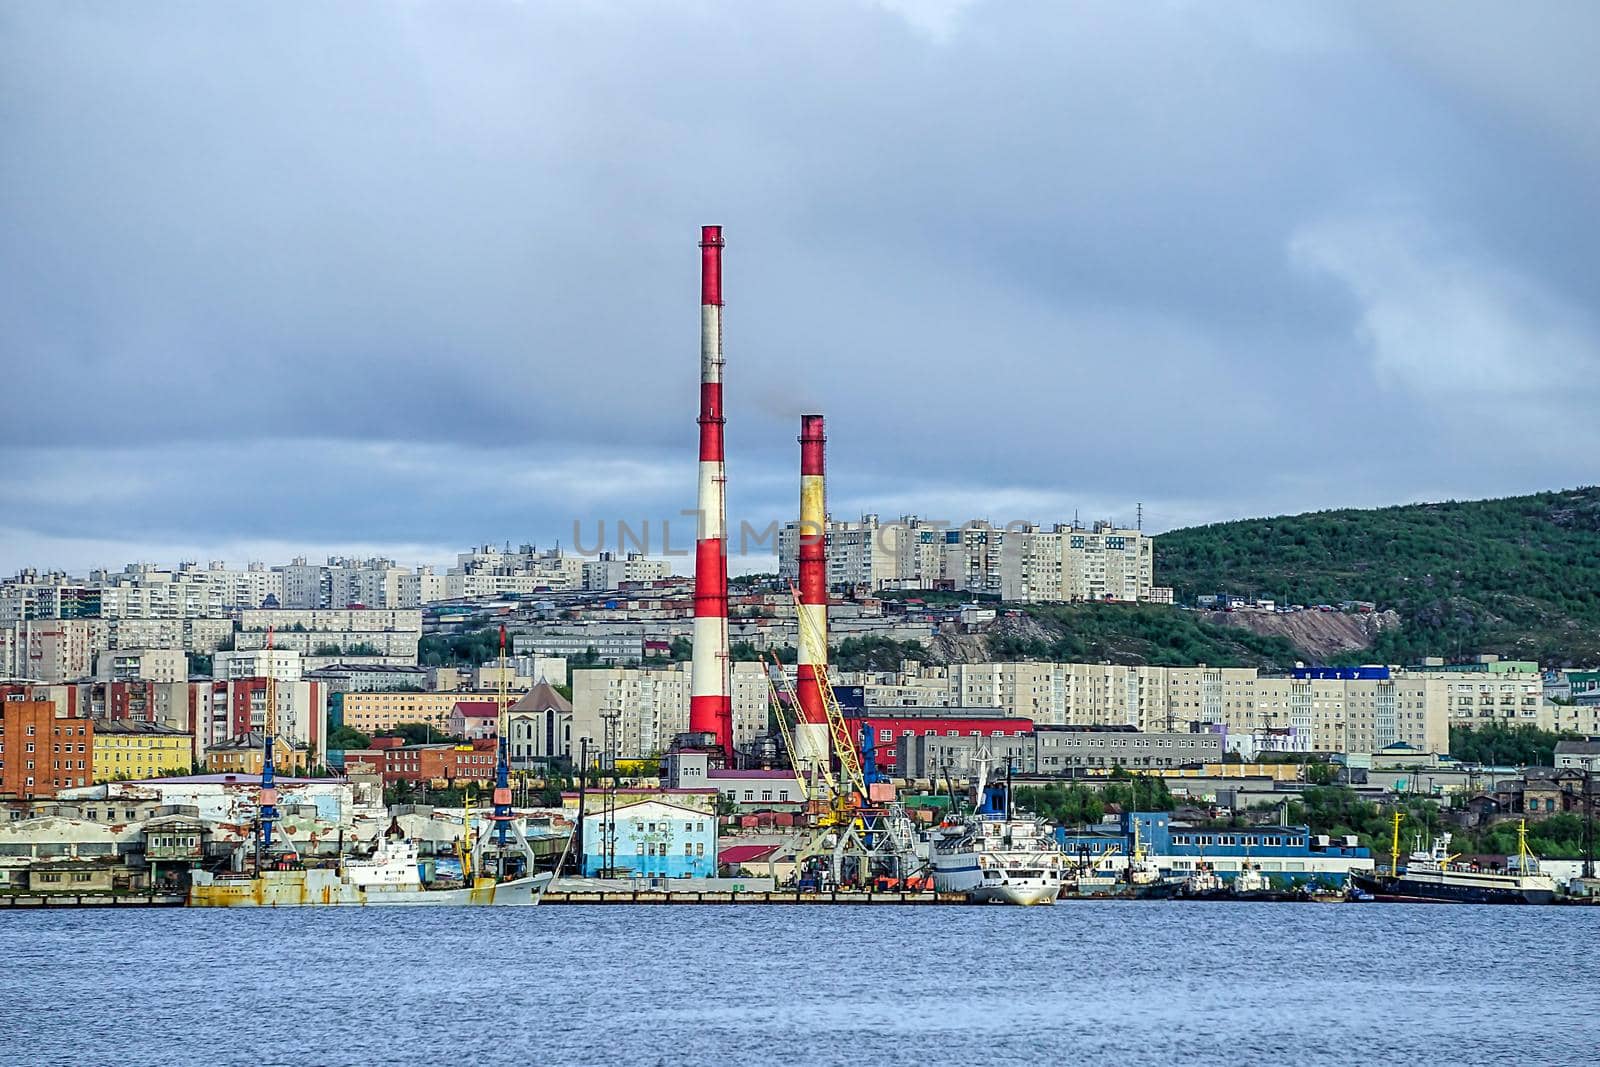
580;799;716;879
92;720;193;781
1;700;94;798
778;515;1157;601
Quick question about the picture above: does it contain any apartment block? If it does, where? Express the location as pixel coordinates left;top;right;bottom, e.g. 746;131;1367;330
212;649;305;683
571;662;768;761
338;690;506;736
95;649;188;683
92;719;193;781
582;552;672;590
3;619;110;682
446;545;584;597
1;700;94;798
778;515;1156;601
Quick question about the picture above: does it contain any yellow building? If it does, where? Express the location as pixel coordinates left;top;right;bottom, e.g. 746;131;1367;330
339;690;507;735
205;732;309;776
93;720;194;782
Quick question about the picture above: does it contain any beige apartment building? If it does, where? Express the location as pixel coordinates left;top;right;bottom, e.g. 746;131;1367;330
339;690;508;736
854;662;1536;756
778;515;1156;602
570;662;769;762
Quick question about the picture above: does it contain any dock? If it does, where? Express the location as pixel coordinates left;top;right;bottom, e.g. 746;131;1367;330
1;893;187;909
540;889;971;905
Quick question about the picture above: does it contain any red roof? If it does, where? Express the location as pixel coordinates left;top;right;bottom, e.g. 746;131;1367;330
453;700;499;718
718;843;780;865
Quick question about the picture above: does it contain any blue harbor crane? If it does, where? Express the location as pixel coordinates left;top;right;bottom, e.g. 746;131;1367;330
255;626;283;869
486;625;520;877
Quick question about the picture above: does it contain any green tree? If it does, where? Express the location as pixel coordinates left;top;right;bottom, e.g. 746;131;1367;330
1449;723;1576;767
375;722;462;745
327;725;371;750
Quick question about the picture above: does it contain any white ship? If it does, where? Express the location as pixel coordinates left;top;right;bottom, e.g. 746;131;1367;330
189;837;551;907
929;754;1066;905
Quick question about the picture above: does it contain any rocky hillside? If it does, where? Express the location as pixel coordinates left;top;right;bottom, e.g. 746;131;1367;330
1157;486;1600;665
1202;608;1401;659
923;603;1304;670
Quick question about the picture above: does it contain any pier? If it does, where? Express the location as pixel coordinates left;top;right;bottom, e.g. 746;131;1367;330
541;889;970;905
1;892;186;908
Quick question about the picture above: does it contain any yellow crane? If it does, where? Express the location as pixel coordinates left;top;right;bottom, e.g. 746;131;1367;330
788;582;866;799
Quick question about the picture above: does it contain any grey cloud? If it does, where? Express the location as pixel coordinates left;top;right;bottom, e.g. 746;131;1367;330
1;1;1597;574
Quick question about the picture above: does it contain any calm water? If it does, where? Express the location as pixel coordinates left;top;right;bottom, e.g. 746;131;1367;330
3;903;1596;1066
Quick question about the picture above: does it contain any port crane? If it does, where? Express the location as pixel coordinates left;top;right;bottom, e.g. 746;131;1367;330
472;624;538;883
785;585;924;890
253;626;300;869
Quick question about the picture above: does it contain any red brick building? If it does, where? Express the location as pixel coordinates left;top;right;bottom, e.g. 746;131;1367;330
1;699;95;798
342;736;498;788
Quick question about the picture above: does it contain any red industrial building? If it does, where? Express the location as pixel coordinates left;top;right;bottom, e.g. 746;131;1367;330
844;711;1035;772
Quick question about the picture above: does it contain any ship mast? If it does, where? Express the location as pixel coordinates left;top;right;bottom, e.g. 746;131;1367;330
1389;808;1402;877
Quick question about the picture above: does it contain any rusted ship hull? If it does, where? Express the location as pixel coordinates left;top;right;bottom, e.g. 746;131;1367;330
188;869;549;907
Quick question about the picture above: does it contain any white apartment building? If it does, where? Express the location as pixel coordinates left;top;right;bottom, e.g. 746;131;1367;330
446;545;584;597
398;567;447;608
95;649;188;683
240;608;422;634
998;522;1154;603
858;662;1512;756
570;662;768;761
279;557;417;610
582;552;672;591
778;515;1156;602
212;648;305;683
172;562;283;609
2;619;109;682
106;618;234;655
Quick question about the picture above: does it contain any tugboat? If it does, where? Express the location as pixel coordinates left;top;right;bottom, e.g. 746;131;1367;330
1176;859;1227;899
1350;812;1557;905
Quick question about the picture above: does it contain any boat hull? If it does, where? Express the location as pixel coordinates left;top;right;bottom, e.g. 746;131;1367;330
969;882;1059;906
1349;872;1554;906
188;870;549;907
932;860;1062;906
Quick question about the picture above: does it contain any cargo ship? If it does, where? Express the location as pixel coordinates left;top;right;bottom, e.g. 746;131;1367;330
1350;815;1556;906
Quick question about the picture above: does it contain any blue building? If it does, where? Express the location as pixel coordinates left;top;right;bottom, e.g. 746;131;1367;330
1057;812;1372;888
581;799;717;879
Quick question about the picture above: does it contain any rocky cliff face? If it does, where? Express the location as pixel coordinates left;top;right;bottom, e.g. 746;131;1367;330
1201;608;1400;659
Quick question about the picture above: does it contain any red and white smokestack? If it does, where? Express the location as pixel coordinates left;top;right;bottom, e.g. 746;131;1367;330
794;414;831;770
690;225;733;759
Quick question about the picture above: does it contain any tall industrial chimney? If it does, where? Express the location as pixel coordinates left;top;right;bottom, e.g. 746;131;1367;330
690;225;733;759
794;414;831;770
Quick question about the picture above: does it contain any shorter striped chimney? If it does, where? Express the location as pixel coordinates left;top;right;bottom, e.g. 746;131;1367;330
793;414;831;770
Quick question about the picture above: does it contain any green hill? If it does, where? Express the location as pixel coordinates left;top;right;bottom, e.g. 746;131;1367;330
1155;486;1600;665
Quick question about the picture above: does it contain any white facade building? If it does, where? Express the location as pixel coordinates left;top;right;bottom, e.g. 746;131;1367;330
95;649;188;683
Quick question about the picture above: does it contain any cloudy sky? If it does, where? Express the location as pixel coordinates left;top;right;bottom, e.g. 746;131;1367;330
3;1;1597;575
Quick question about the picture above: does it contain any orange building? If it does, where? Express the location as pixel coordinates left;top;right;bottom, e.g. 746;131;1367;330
1;699;94;799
